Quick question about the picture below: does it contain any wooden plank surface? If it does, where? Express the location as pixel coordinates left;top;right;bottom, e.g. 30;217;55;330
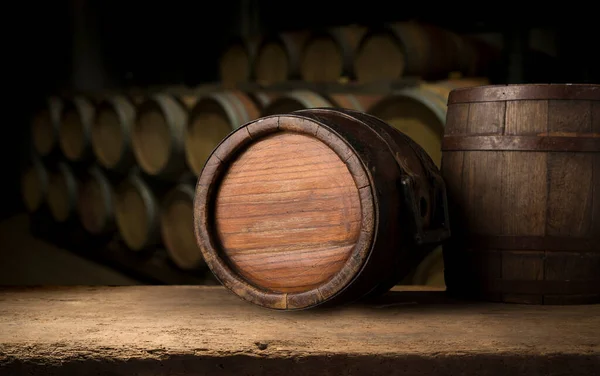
0;286;598;376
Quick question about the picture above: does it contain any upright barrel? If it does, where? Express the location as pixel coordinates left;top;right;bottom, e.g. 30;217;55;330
194;108;449;310
47;162;78;223
31;97;63;157
369;78;489;166
21;156;49;213
77;167;115;235
185;91;260;176
441;84;600;305
262;90;381;116
300;26;366;83
91;96;137;173
132;94;188;180
114;173;161;251
58;97;95;162
254;31;309;84
161;184;206;270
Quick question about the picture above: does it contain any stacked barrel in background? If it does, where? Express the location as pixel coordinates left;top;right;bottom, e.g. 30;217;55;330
23;19;500;285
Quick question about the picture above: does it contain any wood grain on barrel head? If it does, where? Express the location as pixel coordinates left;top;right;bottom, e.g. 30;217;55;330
92;107;123;168
214;132;362;293
134;109;170;175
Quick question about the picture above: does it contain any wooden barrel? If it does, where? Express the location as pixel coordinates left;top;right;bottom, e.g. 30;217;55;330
21;156;49;213
132;94;188;179
31;97;63;157
369;78;489;167
262;90;381;116
58;97;95;162
254;31;309;84
441;84;600;305
47;162;78;223
161;184;206;270
355;22;462;83
300;25;366;83
77;166;115;235
194;108;449;310
219;37;257;87
248;92;279;111
114;173;161;251
91;96;136;172
185;91;261;176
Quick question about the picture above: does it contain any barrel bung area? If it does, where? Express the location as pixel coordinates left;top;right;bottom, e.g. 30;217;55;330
6;8;599;375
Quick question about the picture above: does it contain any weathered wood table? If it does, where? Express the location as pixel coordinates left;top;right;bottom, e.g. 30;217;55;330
0;286;598;375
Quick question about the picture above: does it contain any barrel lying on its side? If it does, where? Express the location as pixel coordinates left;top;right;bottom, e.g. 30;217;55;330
77;166;115;235
194;108;449;310
47;162;79;223
262;90;381;116
442;84;600;305
31;97;63;157
58;97;95;162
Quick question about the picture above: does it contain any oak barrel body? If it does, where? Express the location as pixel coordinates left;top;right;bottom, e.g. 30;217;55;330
132;94;189;180
115;173;161;251
47;162;79;223
300;25;366;83
185;91;261;176
31;97;63;157
262;90;381;116
194;108;449;310
441;84;600;305
161;184;206;271
369;78;489;167
254;31;309;84
91;96;137;173
77;166;115;235
21;156;49;213
58;97;95;162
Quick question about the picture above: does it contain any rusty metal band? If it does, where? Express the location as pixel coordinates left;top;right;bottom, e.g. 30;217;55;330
448;84;600;104
464;235;598;252
482;280;600;295
442;136;600;152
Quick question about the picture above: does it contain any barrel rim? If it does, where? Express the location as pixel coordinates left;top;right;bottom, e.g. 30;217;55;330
448;84;600;104
194;114;376;310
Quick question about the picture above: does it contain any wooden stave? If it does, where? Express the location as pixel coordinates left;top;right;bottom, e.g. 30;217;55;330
441;83;600;305
194;108;447;310
91;95;137;173
58;97;95;162
160;184;207;271
77;166;115;235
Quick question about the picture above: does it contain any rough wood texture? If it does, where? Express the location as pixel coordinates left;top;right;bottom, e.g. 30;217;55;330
441;84;600;305
369;78;489;167
91;95;136;173
185;91;260;176
77;166;115;235
58;96;95;162
262;90;381;116
0;286;598;376
160;184;206;271
300;25;366;83
254;31;309;84
194;108;449;310
31;96;62;157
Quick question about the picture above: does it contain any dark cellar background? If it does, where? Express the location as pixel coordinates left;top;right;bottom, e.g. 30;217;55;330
3;1;599;221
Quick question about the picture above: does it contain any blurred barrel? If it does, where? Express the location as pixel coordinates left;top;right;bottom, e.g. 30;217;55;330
31;97;63;157
47;162;78;223
219;37;257;87
254;31;309;84
300;25;366;82
77;167;115;235
355;22;465;82
114;173;161;251
160;184;206;270
132;94;188;180
248;92;279;111
194;108;449;310
262;90;381;116
442;84;600;305
21;156;49;213
369;78;489;166
91;96;136;173
58;97;95;162
185;91;260;176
